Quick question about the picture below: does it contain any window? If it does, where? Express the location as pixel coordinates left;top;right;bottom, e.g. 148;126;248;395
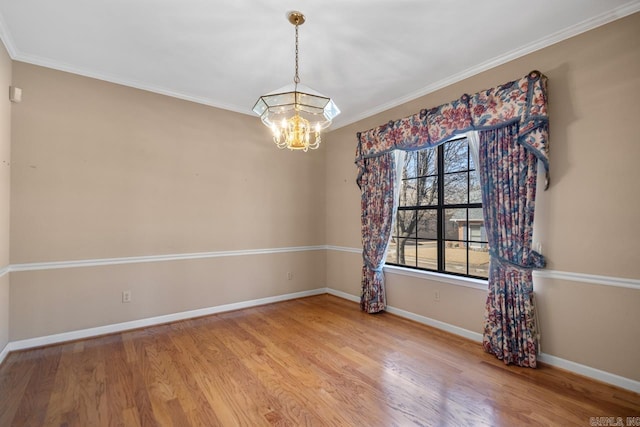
386;136;490;279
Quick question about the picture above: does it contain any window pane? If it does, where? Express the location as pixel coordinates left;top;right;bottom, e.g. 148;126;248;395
399;179;418;207
396;210;417;239
417;210;437;239
469;245;490;278
386;239;398;264
470;172;482;203
444;139;468;173
418;149;437;177
418;176;438;206
469;147;477;171
396;238;417;267
417;239;437;270
469;225;482;242
468;208;485;242
444;208;463;240
444;172;468;204
444;242;467;275
402;151;418;179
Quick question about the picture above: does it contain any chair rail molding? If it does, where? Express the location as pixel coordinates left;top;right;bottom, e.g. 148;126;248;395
326;246;640;291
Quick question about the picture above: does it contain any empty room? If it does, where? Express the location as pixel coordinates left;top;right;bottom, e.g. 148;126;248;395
0;1;639;426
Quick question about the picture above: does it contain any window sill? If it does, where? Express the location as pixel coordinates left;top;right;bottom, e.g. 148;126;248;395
383;265;488;291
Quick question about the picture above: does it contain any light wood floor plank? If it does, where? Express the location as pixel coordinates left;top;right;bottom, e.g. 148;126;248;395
1;294;638;426
0;357;35;425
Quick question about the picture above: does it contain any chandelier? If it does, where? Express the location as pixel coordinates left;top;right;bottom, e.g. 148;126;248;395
252;11;340;151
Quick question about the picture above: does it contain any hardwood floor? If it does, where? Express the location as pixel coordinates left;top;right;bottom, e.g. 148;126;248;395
1;294;638;426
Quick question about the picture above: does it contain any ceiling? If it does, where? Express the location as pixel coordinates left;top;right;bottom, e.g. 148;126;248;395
0;1;638;129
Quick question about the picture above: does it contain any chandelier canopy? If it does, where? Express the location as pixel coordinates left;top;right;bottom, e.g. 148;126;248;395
252;11;340;151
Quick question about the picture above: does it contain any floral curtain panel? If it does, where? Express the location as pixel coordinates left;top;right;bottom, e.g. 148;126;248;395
478;123;545;367
355;71;549;367
356;152;397;313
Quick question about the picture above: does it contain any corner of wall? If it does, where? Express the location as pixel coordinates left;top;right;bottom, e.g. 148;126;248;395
0;40;12;360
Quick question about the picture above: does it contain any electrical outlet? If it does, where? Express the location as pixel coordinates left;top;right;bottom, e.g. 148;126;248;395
287;272;293;280
122;290;132;303
434;290;440;302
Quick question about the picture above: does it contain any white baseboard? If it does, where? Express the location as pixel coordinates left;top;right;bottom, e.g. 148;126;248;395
327;288;640;394
385;305;485;343
326;288;360;303
3;287;639;394
8;288;328;352
0;342;9;366
327;288;484;342
537;353;640;394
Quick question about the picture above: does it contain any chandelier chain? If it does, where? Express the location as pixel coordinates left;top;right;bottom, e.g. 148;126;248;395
294;23;300;85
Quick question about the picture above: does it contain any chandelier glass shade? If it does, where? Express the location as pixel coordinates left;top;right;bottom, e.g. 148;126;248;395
252;11;340;151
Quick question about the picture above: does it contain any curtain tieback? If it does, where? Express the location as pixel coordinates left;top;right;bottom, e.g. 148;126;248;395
489;249;546;270
362;257;385;272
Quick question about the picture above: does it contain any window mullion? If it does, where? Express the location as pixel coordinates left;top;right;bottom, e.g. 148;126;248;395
437;144;445;272
466;147;471;276
415;175;421;268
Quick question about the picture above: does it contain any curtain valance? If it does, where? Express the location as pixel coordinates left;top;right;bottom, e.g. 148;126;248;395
356;71;549;187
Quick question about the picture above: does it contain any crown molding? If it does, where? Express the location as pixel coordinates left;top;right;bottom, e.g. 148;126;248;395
0;9;17;58
2;4;638;129
11;51;255;116
333;1;640;130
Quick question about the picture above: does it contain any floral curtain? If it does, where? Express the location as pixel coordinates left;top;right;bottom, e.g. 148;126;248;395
478;123;545;367
356;152;397;313
355;71;549;366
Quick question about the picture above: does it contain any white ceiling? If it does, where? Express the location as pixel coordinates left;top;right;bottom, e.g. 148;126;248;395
0;1;638;129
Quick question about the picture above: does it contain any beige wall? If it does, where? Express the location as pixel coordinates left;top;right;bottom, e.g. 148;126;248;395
9;62;326;340
10;251;326;339
325;13;640;380
3;13;639;384
0;43;11;352
11;63;326;262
